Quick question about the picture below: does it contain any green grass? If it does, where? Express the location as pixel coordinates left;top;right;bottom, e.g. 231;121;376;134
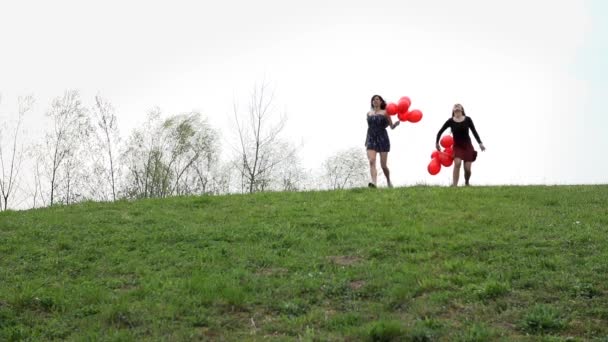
1;185;607;341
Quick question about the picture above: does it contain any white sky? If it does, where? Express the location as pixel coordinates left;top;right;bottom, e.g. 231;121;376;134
1;0;607;189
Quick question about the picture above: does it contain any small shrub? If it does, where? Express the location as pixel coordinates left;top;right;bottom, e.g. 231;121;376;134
407;318;442;342
474;280;510;301
571;282;600;299
368;320;405;342
521;304;566;334
455;323;495;342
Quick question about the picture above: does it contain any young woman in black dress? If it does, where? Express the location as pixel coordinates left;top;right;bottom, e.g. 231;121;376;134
366;95;400;188
435;103;486;186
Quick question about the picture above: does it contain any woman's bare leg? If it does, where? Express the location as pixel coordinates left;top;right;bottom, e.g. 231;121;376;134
464;161;472;185
452;158;462;187
380;152;392;187
367;149;378;186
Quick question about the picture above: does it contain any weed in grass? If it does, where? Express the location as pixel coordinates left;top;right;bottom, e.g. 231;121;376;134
571;281;600;299
298;326;323;342
388;285;415;311
14;294;63;314
412;276;449;298
73;304;101;318
590;308;608;320
104;304;141;329
521;304;567;334
370;247;389;260
472;280;510;301
455;322;496;342
407;328;434;342
276;299;309;317
324;312;362;330
368;320;405;342
42;318;72;340
0;325;28;341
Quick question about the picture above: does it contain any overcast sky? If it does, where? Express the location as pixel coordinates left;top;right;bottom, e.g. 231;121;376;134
1;0;607;190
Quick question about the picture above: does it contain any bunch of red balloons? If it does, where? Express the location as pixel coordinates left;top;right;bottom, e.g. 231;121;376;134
386;96;423;123
428;135;454;175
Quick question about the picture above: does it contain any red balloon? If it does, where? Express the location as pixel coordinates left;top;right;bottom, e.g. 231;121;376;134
444;147;453;157
431;150;440;159
386;103;398;115
397;97;411;114
397;111;409;122
427;158;441;175
407;109;422;123
438;152;453;167
440;135;454;149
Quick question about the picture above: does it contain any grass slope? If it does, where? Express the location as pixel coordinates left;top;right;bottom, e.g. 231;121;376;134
1;185;607;341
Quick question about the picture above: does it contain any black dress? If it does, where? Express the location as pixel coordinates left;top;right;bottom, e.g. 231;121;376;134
365;114;390;152
435;116;483;162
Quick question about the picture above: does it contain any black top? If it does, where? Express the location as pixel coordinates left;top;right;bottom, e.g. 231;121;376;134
436;116;482;146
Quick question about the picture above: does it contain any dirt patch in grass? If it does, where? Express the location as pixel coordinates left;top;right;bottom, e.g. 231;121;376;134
328;255;362;266
349;280;366;290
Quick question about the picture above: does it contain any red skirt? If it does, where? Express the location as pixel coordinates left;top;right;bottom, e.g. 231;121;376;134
453;140;477;162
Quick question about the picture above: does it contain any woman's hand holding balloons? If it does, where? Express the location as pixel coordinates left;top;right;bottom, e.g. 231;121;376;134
428;135;454;175
386;96;423;124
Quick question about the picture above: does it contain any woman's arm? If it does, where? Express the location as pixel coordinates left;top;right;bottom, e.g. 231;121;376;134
386;113;400;129
435;119;451;150
467;117;485;150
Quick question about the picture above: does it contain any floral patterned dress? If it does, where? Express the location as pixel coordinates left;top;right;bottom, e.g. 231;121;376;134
365;114;390;152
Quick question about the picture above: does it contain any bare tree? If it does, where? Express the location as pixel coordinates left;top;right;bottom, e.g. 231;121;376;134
122;109;218;199
59;146;92;205
322;147;368;190
89;95;120;201
192;151;216;194
191;141;227;195
0;95;34;210
122;108;166;198
209;161;236;195
163;112;218;196
232;82;299;193
41;90;91;206
30;150;46;208
272;141;306;192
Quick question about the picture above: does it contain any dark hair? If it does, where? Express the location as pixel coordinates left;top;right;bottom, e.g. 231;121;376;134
452;104;467;117
370;95;386;110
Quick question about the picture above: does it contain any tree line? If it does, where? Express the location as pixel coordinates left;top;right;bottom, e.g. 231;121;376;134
0;85;369;211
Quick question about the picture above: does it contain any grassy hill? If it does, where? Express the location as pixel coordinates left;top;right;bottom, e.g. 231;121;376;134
1;185;607;341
